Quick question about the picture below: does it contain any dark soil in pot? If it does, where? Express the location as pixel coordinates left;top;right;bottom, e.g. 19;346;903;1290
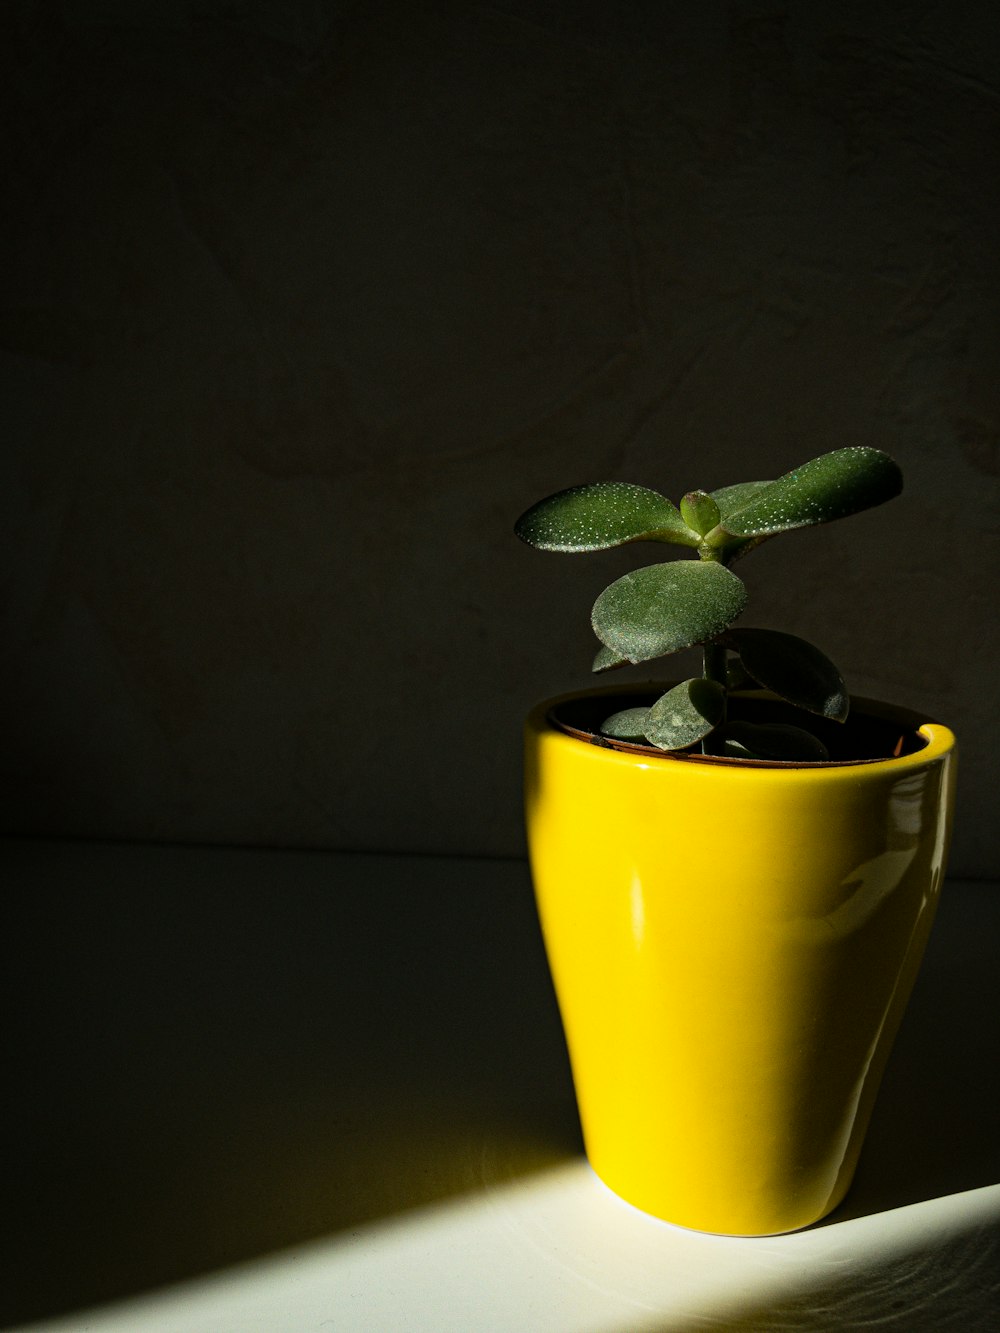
548;690;929;767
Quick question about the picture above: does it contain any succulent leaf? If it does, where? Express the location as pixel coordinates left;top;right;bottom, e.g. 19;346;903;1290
725;654;754;690
514;483;699;552
700;482;776;558
718;721;830;762
709;480;774;523
720;448;902;539
599;707;652;742
591;560;748;664
592;643;629;673
721;628;848;720
645;678;726;750
679;490;721;536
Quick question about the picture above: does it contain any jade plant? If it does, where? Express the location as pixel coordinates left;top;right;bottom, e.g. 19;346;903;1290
515;447;903;761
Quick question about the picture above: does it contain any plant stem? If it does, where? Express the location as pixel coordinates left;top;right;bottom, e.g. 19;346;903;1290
701;642;728;755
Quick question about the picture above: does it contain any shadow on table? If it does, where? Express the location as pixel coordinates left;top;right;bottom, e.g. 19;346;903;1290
2;844;996;1329
1;840;581;1327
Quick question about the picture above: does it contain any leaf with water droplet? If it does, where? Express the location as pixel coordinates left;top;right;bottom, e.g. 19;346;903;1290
710;480;774;523
592;560;747;664
600;707;651;742
514;483;699;552
644;678;725;750
719;448;902;539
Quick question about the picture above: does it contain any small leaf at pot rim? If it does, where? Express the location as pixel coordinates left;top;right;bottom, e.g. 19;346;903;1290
645;678;725;751
721;627;848;721
515;483;700;552
600;707;652;742
718;735;757;759
592;560;747;664
720;448;902;539
719;721;830;762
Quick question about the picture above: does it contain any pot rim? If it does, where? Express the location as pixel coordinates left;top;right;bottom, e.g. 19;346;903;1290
529;683;956;774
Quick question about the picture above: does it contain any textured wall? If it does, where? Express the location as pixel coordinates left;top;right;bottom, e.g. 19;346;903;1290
3;2;998;874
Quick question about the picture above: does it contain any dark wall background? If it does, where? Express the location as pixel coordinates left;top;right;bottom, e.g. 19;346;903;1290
3;1;998;875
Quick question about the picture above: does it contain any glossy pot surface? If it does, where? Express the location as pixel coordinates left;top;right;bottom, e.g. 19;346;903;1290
524;687;957;1235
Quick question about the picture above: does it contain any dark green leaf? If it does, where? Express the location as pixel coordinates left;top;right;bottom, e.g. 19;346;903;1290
592;560;748;664
592;643;629;673
600;707;651;742
515;483;699;552
725;655;754;690
720;628;847;720
719;722;830;762
679;490;721;537
709;480;774;523
645;678;725;750
720;448;902;539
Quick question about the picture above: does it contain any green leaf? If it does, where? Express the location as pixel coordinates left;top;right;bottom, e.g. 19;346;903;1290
720;628;848;721
592;560;747;664
701;481;775;559
514;483;700;552
645;678;725;750
679;490;721;537
725;655;754;690
600;707;651;742
720;448;903;539
592;643;629;673
719;722;830;762
709;480;774;523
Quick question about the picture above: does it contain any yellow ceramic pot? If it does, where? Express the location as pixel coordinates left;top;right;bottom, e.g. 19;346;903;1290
524;685;957;1236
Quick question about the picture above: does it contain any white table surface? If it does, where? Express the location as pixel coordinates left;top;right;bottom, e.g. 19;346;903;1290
2;839;998;1331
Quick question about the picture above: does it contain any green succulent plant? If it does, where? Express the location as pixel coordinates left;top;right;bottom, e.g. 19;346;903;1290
515;447;903;761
